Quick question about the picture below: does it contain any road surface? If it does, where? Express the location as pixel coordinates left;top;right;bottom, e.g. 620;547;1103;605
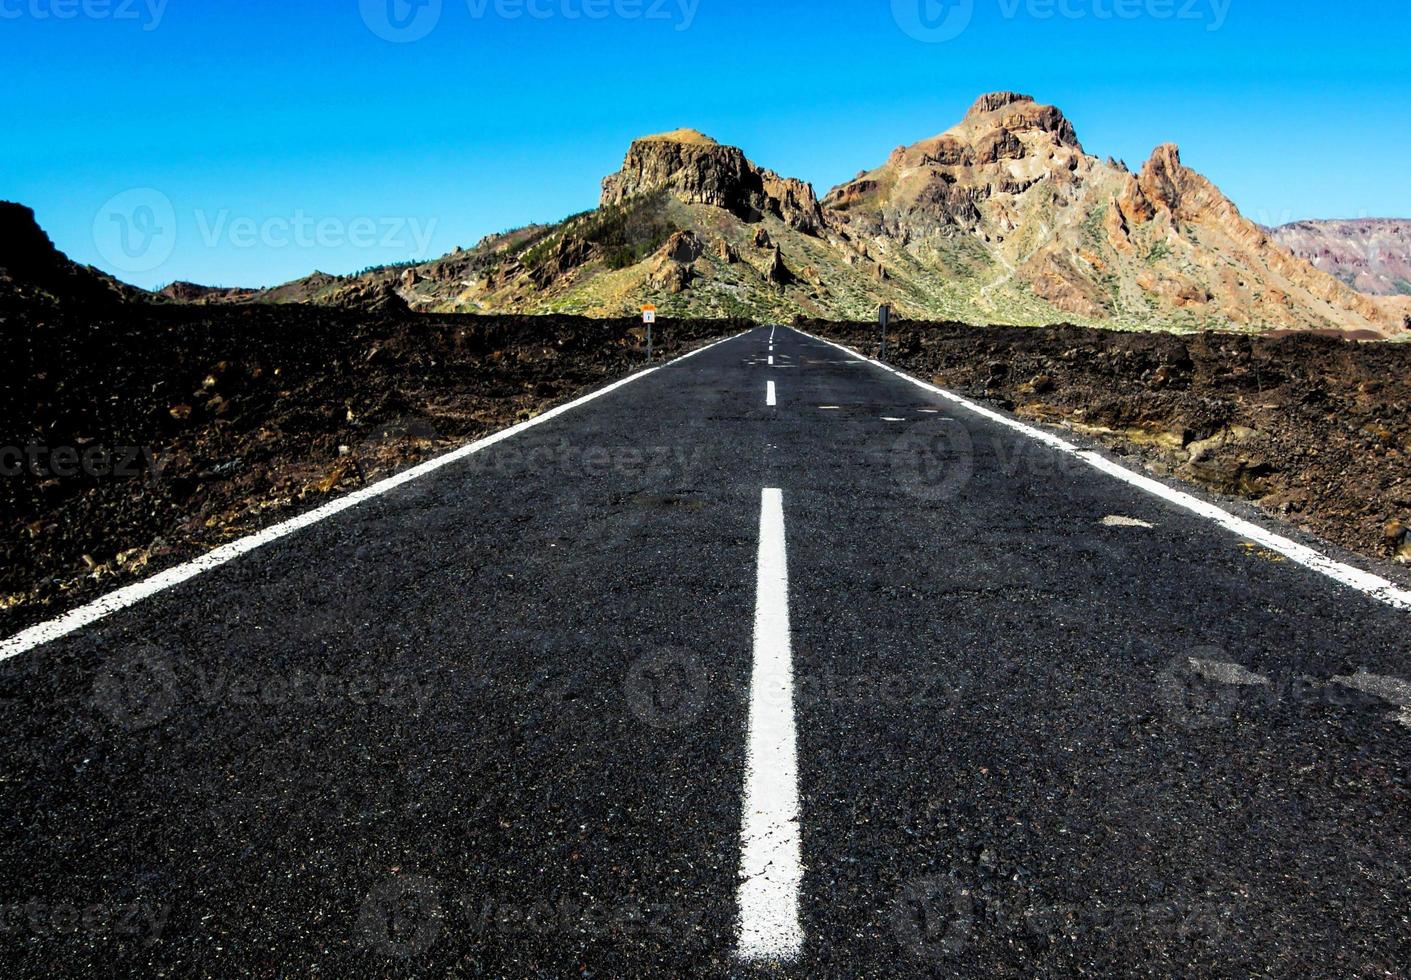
2;326;1410;977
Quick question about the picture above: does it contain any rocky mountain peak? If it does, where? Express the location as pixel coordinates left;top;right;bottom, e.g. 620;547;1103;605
966;91;1035;118
600;130;823;234
1136;143;1223;221
636;128;718;146
961;92;1080;149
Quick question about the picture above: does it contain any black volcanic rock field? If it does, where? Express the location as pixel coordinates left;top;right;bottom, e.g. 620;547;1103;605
6;292;1411;640
0;300;740;635
806;319;1411;569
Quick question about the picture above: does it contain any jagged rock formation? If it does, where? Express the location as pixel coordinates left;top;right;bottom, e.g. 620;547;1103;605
824;94;1403;335
601;129;824;234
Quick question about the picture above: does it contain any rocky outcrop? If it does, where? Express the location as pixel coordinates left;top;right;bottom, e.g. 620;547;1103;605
648;231;703;293
965;92;1081;150
527;235;595;288
158;282;260;304
764;245;792;287
325;278;410;315
0;201;146;307
658;230;704;265
601;130;824;234
1132;144;1400;331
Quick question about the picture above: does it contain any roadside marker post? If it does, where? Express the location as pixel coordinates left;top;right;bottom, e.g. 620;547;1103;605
878;304;891;361
642;305;657;361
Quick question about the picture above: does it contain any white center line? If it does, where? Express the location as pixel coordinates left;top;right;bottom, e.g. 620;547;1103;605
766;381;777;406
768;355;774;366
736;488;804;963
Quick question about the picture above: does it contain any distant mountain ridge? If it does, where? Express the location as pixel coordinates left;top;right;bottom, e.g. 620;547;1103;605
224;92;1399;336
1268;219;1411;297
7;95;1409;338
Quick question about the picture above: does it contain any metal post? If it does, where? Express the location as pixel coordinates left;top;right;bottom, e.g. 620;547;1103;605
879;305;889;361
648;322;653;362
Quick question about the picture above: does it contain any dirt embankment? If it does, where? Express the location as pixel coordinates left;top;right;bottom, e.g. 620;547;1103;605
0;304;742;636
804;319;1411;570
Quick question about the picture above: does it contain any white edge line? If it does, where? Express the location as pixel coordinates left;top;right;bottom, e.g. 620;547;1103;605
736;487;804;962
792;326;1411;613
0;331;748;662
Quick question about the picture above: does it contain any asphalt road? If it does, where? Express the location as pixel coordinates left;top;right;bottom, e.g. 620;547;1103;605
2;325;1410;978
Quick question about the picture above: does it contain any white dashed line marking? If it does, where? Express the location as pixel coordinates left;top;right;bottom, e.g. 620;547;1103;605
1102;515;1155;529
767;381;777;407
736;488;804;963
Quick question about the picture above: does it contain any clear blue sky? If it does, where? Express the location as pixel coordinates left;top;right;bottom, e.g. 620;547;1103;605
3;0;1407;288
